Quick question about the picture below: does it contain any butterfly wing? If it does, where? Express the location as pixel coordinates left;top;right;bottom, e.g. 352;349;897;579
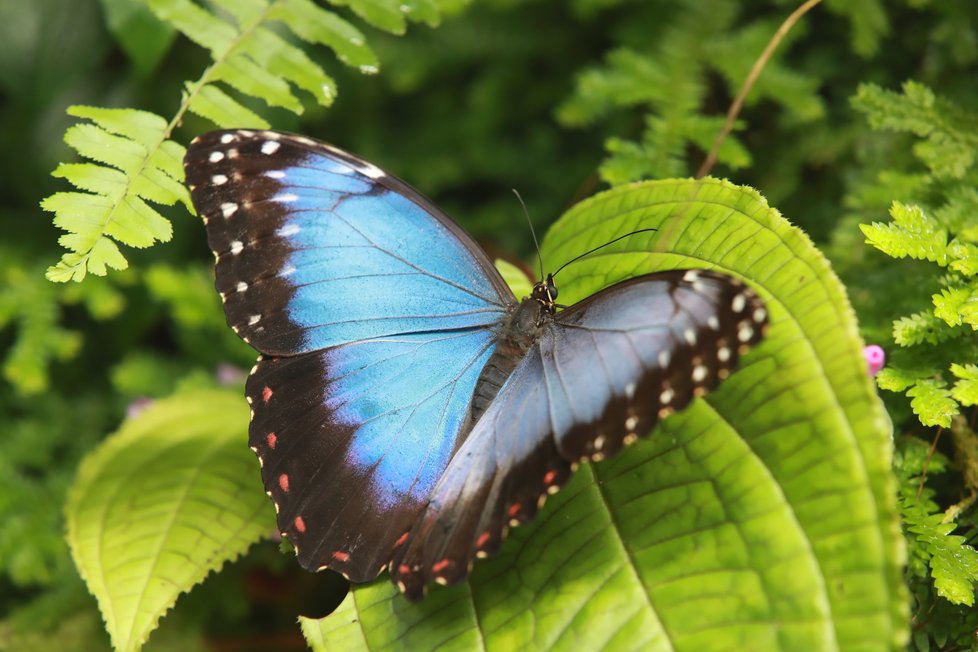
389;270;767;599
184;130;514;581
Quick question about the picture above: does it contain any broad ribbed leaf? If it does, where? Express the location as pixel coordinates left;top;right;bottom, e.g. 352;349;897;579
301;178;906;651
66;390;273;652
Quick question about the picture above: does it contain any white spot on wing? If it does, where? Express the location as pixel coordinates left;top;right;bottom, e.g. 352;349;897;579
692;365;708;382
220;134;235;144
248;314;261;326
707;316;720;330
625;382;636;399
230;240;243;255
265;170;286;179
277;224;300;237
684;328;697;345
212;174;228;185
209;151;224;163
754;307;767;323
718;346;731;362
236;281;248;293
625;415;638;430
658;350;671;368
274;193;299;203
683;270;699;282
279;264;297;277
732;293;747;313
660;387;674;404
354;161;384;179
220;202;237;218
261;140;281;155
738;323;754;342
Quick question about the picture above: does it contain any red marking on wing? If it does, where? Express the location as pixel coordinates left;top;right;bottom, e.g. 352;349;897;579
476;531;491;549
266;432;277;449
398;564;411;575
543;469;558;485
331;550;350;563
507;503;521;517
394;531;410;548
432;559;451;573
262;386;273;403
294;516;306;533
278;473;289;493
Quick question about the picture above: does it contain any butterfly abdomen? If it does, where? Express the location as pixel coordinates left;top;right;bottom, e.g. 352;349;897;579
471;299;550;423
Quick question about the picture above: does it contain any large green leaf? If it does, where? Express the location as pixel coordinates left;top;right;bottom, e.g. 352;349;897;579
66;390;273;652
300;178;906;650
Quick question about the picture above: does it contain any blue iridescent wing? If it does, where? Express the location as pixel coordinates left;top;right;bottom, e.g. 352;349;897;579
184;130;514;581
389;270;767;599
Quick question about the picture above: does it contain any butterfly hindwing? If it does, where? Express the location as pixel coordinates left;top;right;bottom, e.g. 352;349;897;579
389;270;767;599
248;328;497;580
184;130;515;581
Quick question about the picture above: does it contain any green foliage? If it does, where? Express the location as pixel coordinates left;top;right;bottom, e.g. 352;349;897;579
556;1;899;185
66;390;274;652
300;178;905;650
43;106;188;282
0;248;124;394
43;0;451;283
8;0;978;648
853;82;978;431
843;78;978;649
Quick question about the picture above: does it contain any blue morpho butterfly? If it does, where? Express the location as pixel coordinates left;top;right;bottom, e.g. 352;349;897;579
183;130;768;601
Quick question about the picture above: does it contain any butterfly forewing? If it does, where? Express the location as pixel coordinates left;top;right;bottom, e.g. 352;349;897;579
184;130;512;356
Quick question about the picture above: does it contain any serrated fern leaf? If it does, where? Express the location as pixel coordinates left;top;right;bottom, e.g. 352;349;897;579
860;202;948;264
907;380;958;429
893;311;956;346
903;501;978;606
43;107;189;283
950;364;978;406
933;282;978;329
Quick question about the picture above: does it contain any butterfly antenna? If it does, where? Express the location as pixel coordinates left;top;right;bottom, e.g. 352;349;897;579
513;189;544;282
551;228;659;278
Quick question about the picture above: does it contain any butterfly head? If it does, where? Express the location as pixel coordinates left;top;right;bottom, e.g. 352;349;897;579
530;273;559;314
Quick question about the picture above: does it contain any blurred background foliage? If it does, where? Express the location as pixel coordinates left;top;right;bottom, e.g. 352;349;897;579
2;0;978;649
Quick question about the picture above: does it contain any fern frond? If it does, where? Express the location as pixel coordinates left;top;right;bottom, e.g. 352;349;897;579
950;364;978;407
877;365;936;393
46;0;452;282
558;6;824;183
907;379;958;429
893;311;957;346
903;500;978;606
948;240;978;277
43;107;188;283
852;81;978;179
933;283;978;329
860;201;948;264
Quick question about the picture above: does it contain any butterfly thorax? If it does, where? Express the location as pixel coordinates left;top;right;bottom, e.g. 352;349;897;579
469;279;557;424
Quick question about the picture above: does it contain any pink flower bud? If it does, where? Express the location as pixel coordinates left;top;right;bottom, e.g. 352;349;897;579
864;345;885;377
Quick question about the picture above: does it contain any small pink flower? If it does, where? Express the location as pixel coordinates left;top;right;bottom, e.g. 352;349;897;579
216;363;246;386
126;396;154;419
864;345;885;377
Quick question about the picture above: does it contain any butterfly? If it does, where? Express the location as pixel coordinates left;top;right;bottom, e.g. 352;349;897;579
183;130;768;601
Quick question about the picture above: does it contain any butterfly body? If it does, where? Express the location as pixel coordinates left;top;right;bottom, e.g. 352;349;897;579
184;130;767;601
